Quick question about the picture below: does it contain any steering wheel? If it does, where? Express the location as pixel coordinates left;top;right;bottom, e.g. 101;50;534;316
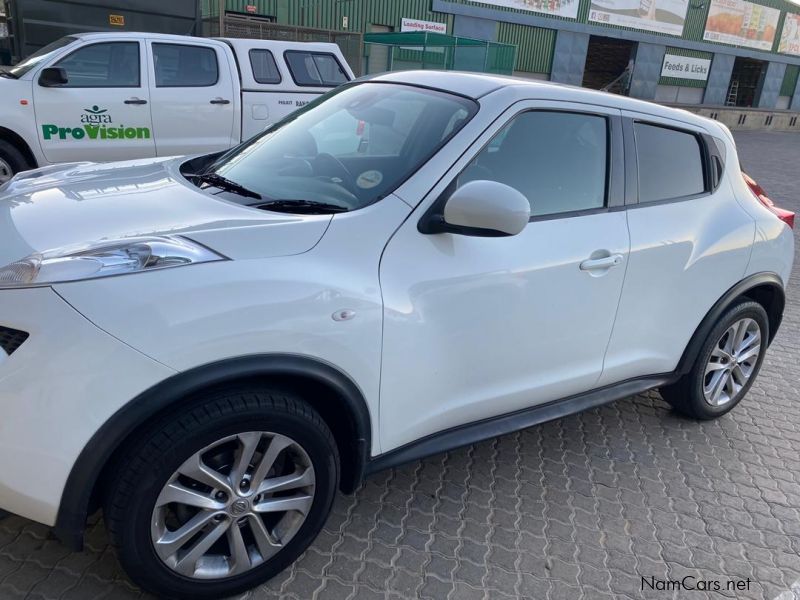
312;153;357;194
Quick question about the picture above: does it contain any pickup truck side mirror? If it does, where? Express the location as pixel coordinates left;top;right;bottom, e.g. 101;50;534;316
38;67;68;87
420;180;531;237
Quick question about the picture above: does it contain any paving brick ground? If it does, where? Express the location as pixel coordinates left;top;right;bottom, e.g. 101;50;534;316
0;131;798;600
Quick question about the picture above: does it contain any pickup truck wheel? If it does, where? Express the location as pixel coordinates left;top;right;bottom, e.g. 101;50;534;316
104;387;339;600
0;140;31;184
661;300;768;420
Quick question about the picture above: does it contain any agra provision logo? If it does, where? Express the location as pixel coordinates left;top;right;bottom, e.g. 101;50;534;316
81;105;111;124
42;105;151;141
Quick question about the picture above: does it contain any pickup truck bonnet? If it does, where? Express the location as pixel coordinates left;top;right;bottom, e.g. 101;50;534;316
0;158;332;266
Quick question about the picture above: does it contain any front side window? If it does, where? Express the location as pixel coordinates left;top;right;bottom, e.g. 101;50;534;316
53;42;140;88
285;51;348;87
457;111;608;217
634;123;706;203
202;83;477;212
7;36;77;78
249;49;281;84
153;43;218;87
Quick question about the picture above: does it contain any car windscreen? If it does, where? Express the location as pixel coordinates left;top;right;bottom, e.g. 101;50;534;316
201;82;477;213
7;36;78;78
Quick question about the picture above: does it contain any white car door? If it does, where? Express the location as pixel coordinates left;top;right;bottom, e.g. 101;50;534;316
379;102;631;452
146;40;237;156
597;112;756;386
33;40;155;163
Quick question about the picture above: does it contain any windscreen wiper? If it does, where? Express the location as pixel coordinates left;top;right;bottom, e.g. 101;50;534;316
0;71;18;79
256;200;349;214
188;172;262;200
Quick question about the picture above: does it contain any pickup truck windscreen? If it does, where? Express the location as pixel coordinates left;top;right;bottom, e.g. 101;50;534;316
5;36;78;78
195;82;477;214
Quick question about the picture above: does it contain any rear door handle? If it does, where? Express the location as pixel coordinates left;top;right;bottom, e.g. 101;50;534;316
580;254;624;271
210;98;230;105
124;97;148;105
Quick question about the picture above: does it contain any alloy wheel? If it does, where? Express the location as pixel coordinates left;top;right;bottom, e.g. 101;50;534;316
150;431;315;579
0;158;12;185
703;317;762;407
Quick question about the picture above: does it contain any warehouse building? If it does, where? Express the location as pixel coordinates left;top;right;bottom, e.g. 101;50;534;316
206;0;800;110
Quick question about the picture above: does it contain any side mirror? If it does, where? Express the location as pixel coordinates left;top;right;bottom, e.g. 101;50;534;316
422;180;530;237
38;67;68;87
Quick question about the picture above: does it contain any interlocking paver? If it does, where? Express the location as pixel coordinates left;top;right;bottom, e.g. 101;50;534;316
0;131;798;599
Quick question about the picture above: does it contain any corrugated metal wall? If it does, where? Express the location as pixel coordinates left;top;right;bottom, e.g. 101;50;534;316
497;21;555;73
207;0;452;32
781;64;799;96
658;46;714;88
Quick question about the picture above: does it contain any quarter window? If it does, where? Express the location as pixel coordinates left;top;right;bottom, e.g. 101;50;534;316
53;42;140;88
249;49;281;84
285;51;348;87
457;111;608;218
634;123;705;203
153;44;218;87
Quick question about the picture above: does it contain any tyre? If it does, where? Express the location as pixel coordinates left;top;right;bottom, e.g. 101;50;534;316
0;140;33;184
661;299;769;420
105;387;339;600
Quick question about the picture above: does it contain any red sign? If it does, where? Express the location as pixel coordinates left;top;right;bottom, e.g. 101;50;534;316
245;5;257;13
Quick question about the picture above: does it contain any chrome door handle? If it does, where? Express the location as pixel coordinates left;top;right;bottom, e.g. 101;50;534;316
124;97;147;105
580;254;624;271
210;98;230;105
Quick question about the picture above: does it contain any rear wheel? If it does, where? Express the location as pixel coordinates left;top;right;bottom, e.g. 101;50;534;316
0;140;32;184
105;387;339;599
661;300;768;419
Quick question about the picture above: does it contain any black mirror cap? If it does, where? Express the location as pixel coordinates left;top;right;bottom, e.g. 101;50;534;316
38;67;68;87
418;212;512;238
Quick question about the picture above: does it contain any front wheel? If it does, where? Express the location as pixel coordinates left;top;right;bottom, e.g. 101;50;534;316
104;388;339;599
661;299;769;419
0;140;33;185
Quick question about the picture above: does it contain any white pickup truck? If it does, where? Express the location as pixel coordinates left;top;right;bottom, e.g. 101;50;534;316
0;32;355;182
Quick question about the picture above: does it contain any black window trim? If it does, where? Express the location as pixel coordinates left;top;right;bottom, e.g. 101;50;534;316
248;48;282;85
48;41;142;89
625;117;714;208
419;106;625;234
283;50;349;88
152;42;220;88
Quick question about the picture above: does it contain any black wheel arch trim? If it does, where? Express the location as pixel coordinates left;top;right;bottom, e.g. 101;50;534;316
54;354;372;551
676;271;785;376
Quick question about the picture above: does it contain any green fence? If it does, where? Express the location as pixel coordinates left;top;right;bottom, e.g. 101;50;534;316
363;32;516;75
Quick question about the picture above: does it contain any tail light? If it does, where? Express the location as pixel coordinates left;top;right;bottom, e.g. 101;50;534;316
743;172;795;229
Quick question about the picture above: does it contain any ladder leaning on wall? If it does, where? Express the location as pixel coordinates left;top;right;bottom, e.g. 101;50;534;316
725;80;739;107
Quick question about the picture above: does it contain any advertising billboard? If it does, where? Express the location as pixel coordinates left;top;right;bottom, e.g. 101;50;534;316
778;12;800;55
703;0;780;51
479;0;579;20
588;0;689;35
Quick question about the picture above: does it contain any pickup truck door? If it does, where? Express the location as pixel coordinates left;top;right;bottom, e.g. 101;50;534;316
145;39;237;157
33;40;155;163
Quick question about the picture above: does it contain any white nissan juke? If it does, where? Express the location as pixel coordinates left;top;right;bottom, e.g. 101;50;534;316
0;71;794;599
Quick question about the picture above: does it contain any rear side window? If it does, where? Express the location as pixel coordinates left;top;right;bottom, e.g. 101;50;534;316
457;111;608;218
634;123;705;203
249;49;281;84
153;43;218;87
54;42;140;88
284;51;348;87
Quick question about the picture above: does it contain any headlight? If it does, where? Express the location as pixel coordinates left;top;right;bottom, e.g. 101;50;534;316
0;236;225;288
